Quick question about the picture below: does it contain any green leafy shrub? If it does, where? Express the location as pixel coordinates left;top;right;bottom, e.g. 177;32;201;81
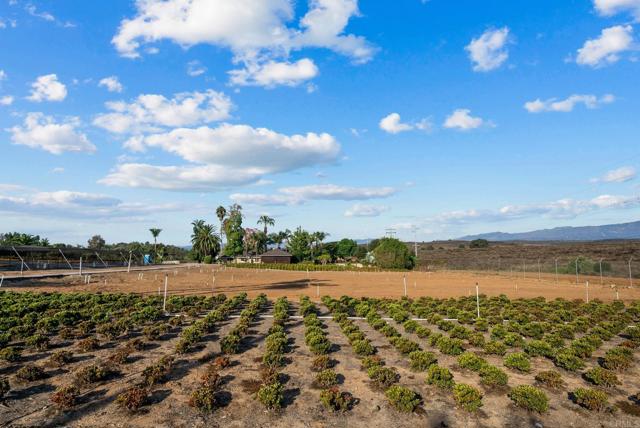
315;369;338;388
458;352;487;371
425;365;454;390
361;355;384;370
601;347;633;371
572;388;609;411
534;370;565;389
257;382;284;410
16;364;46;382
468;332;486;347
220;333;242;354
189;384;219;413
352;339;375;356
415;326;431;338
453;383;483;412
479;365;508;388
437;337;464;355
142;356;174;386
503;333;525;347
25;334;49;351
403;320;419;333
391;337;420;354
385;386;421;413
367;365;400;390
0;376;9;400
74;363;114;385
51;385;80;409
320;387;356;412
0;347;21;362
504;352;531;373
311;355;333;371
116;386;148;412
524;340;554;358
508;385;549;413
77;337;100;352
408;351;437;371
48;350;73;368
584;367;621;387
553;349;584;372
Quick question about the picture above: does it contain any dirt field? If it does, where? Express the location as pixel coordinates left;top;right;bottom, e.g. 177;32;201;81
5;265;640;302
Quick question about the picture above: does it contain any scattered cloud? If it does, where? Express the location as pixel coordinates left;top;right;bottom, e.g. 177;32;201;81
51;167;65;174
431;194;640;225
0;96;13;106
93;90;233;134
229;58;319;88
524;94;615;113
443;109;487;130
344;203;389;217
101;124;341;191
465;27;510;72
187;60;207;77
8;113;95;154
379;113;432;134
0;70;6;80
98;76;124;93
576;25;634;67
0;188;183;220
594;0;640;21
25;4;54;22
590;166;637;183
27;74;67;102
231;184;397;206
112;0;375;87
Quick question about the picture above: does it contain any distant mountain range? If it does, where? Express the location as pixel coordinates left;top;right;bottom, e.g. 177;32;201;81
459;220;640;242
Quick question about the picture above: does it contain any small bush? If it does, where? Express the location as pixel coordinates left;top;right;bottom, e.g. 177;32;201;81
601;347;633;371
503;333;525;347
352;339;375;356
25;334;49;351
584;367;621;388
535;370;565;389
553;349;584;372
320;387;356;412
468;332;486;347
479;365;508;388
16;364;46;382
524;340;554;358
212;356;231;370
189;384;219;413
257;382;284;410
75;363;113;385
142;356;174;386
367;365;399;390
220;333;242;354
385;386;421;413
0;346;21;362
48;350;73;368
108;347;132;365
453;383;483;412
77;337;100;352
51;385;80;409
458;352;487;372
315;369;338;388
508;385;549;413
361;355;384;370
116;386;148;412
437;337;464;356
392;337;420;354
483;340;507;356
408;351;437;371
311;355;333;371
504;352;531;373
572;388;609;411
425;365;454;390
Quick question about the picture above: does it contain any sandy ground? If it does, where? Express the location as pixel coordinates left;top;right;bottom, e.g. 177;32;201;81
4;265;639;302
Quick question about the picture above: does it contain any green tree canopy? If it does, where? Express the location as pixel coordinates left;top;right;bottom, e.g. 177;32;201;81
87;235;106;249
287;227;312;262
372;238;415;270
191;220;221;262
336;238;358;259
223;204;245;256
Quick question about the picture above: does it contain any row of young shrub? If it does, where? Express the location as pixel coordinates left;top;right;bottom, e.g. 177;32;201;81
175;293;247;354
218;294;268;355
225;263;406;272
323;297;422;413
256;297;290;410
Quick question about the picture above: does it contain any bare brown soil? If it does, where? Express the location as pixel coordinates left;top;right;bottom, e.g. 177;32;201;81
5;265;640;302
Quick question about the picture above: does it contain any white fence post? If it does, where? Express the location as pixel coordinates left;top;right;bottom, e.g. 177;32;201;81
162;274;169;313
475;283;480;318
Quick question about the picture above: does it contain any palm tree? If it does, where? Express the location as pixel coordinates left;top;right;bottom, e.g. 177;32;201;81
311;231;328;259
149;228;162;260
215;206;226;240
257;215;275;235
190;220;220;262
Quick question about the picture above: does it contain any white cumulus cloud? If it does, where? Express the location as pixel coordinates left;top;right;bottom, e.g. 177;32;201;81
187;60;207;77
594;0;640;20
443;109;486;130
344;203;389;217
231;184;397;206
465;27;510;72
27;74;67;102
524;94;615;113
229;58;319;87
111;0;375;87
590;166;637;183
576;25;634;67
0;95;13;106
93;90;233;134
8;113;95;154
98;76;124;93
379;113;431;134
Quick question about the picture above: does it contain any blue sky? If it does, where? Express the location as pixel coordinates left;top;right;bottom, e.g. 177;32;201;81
1;0;639;246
